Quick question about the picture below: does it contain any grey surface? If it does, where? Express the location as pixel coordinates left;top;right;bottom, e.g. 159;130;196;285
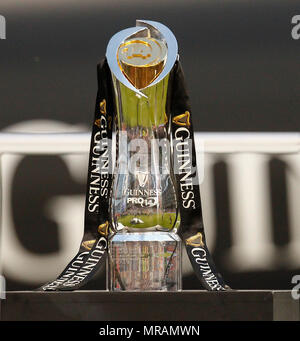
1;290;298;321
273;291;300;321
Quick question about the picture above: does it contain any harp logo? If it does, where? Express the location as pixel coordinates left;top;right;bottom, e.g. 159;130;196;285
136;171;148;187
99;99;107;115
95;99;107;127
186;232;204;247
0;15;6;40
291;15;300;40
81;240;96;251
172;111;191;127
94;119;101;128
98;221;109;237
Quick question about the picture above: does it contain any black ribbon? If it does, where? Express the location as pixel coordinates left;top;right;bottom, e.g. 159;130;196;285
169;61;228;291
40;58;228;291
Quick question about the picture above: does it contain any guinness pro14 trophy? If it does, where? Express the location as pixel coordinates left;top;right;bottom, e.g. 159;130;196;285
40;20;228;293
107;20;181;291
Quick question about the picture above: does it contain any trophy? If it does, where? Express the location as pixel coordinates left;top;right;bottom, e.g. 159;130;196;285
40;20;228;293
106;20;181;291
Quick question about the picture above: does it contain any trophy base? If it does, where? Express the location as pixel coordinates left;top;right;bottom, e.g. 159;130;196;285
107;232;182;291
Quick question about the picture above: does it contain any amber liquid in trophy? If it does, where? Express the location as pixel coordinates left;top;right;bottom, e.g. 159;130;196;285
118;37;167;89
120;60;165;89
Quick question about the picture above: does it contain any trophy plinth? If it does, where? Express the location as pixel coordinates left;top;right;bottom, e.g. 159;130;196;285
108;232;182;291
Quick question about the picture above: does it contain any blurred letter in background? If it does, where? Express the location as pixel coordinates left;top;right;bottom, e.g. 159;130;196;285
291;15;300;40
0;15;6;39
0;275;6;299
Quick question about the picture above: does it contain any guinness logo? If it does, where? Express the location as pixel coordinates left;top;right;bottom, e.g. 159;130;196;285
98;221;109;237
81;239;96;251
136;171;148;188
172;111;191;127
186;232;204;247
99;99;107;115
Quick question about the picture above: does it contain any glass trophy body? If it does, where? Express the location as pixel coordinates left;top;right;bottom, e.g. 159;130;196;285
107;21;182;291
